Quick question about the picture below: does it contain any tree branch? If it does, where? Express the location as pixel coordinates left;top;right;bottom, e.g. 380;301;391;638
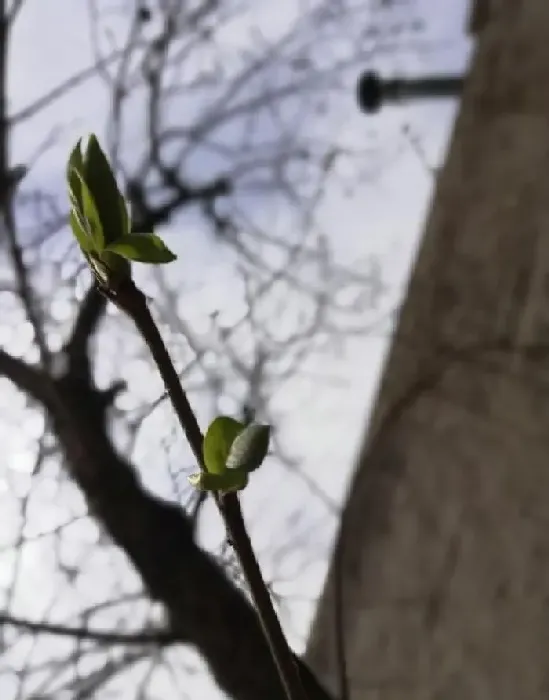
106;278;313;700
0;612;176;646
64;284;107;376
8;48;137;125
126;175;231;233
0;347;53;404
50;375;332;700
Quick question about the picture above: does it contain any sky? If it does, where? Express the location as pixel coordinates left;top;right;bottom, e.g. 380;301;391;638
0;0;473;697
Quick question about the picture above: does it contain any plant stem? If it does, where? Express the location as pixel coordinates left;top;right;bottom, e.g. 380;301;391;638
110;281;204;467
108;279;309;700
219;492;308;700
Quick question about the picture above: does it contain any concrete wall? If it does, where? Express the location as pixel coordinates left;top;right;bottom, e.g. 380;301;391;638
307;2;549;697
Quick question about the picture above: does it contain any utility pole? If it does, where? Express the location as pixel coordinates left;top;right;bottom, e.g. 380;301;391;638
308;2;549;698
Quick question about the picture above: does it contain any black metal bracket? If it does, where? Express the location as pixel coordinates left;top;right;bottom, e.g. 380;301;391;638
357;71;465;114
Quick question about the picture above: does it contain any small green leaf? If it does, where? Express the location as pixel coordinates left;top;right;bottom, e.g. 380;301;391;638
87;252;111;287
74;169;106;250
99;250;132;275
188;469;248;493
66;139;84;211
69;209;93;253
226;423;271;474
203;416;245;475
88;250;131;288
67;167;106;250
83;135;125;246
104;233;177;264
119;192;131;236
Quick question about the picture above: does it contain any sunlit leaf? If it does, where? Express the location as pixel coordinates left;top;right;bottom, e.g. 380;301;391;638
105;233;177;264
83;134;125;245
88;250;131;288
69;209;93;253
71;168;105;250
66;139;84;211
203;416;245;475
226;423;270;473
119;192;131;236
87;252;111;287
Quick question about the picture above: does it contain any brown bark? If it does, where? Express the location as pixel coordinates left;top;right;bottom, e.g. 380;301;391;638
0;286;331;700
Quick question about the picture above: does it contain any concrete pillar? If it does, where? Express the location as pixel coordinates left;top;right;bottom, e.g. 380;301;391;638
307;2;549;697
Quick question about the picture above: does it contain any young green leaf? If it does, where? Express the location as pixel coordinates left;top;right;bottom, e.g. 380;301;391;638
87;251;111;287
69;209;93;253
226;423;271;474
88;250;131;288
203;416;245;475
119;192;131;237
72;168;105;250
104;233;177;264
188;469;248;493
83;135;126;245
66;139;84;212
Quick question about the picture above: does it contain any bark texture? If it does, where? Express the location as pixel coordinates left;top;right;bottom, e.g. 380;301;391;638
0;287;331;700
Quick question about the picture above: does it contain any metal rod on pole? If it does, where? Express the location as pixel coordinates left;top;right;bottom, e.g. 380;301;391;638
357;71;465;114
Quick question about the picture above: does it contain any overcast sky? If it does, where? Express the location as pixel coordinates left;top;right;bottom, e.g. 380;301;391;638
0;1;473;697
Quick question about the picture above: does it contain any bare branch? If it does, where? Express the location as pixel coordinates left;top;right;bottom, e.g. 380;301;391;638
0;347;52;404
8;48;142;125
64;285;107;376
0;613;176;646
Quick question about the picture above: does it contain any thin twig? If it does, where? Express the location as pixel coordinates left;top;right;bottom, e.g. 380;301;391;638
109;280;204;466
0;613;176;646
219;492;308;700
106;277;309;700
